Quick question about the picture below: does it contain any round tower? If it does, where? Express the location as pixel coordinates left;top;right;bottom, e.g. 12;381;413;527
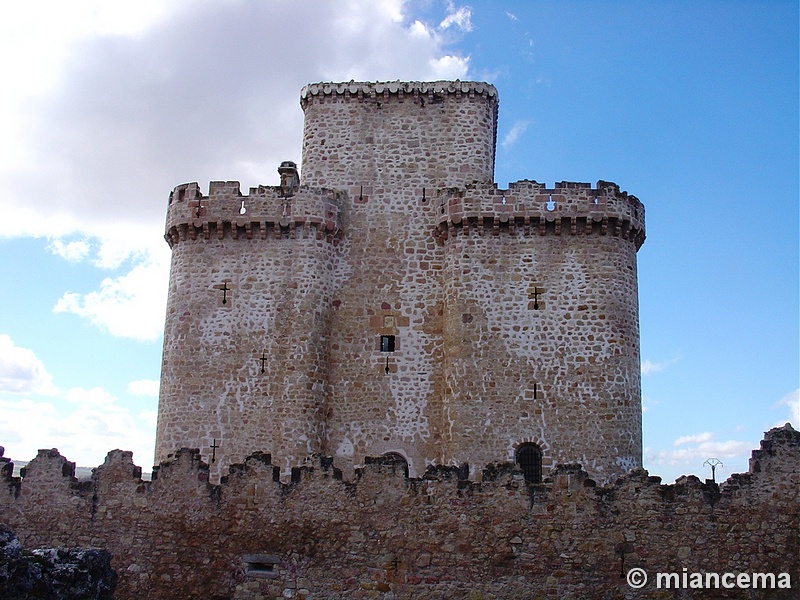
155;169;342;480
435;181;645;481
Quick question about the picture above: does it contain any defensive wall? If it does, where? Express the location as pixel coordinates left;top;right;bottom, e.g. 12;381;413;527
433;180;644;245
164;178;644;247
2;424;797;599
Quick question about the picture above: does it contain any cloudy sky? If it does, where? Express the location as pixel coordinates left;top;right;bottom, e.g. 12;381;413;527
0;0;797;484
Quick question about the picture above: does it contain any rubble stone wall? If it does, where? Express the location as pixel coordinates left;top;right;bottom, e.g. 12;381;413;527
1;425;797;600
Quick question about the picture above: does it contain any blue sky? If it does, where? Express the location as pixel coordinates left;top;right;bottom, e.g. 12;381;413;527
0;0;796;484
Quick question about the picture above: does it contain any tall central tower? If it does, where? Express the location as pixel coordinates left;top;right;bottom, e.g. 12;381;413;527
155;81;645;483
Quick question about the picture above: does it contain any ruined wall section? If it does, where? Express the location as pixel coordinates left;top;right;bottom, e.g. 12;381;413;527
157;182;344;480
1;426;797;600
437;181;645;481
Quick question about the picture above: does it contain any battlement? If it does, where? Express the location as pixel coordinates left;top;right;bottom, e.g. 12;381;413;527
3;426;798;507
1;426;798;599
434;180;645;248
299;80;498;107
164;181;344;246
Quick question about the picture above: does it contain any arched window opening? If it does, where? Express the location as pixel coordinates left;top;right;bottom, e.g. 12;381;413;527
369;452;409;478
515;443;542;484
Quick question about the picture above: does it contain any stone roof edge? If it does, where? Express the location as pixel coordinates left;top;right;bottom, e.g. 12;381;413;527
300;80;498;100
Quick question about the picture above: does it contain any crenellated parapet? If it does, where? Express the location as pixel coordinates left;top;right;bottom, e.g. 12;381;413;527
300;80;498;107
164;181;345;246
434;180;645;248
2;427;797;599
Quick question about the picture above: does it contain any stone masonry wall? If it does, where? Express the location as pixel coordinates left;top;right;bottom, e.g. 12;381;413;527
437;181;643;480
158;182;343;480
299;81;498;189
298;82;497;479
1;425;797;600
156;175;646;483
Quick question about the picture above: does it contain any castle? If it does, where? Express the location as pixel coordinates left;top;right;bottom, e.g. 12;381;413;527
1;81;797;600
156;80;646;483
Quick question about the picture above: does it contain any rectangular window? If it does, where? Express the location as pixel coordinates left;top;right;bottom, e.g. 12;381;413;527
380;335;396;352
242;554;280;579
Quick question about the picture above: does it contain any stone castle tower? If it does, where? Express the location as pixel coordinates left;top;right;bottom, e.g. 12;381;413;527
156;81;645;483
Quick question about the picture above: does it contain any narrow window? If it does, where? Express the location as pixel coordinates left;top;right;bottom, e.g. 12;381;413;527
515;443;543;484
242;554;280;579
380;335;396;353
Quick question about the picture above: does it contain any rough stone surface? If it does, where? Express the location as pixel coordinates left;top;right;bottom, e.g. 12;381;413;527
1;426;797;599
0;524;116;600
156;81;646;483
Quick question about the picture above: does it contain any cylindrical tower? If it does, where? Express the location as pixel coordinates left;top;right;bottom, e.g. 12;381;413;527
436;181;645;482
155;173;342;480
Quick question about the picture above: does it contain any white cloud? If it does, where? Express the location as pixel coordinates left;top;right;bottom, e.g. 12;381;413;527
0;335;156;468
90;236;156;270
501;119;529;149
773;388;799;428
429;55;471;79
64;386;115;406
641;394;659;414
0;0;473;245
641;359;665;375
645;431;753;481
47;231;163;271
48;238;92;263
128;379;160;397
440;3;473;32
53;249;170;341
657;439;752;463
0;1;181;174
138;409;159;429
409;19;432;39
0;393;156;469
673;431;714;446
0;335;58;396
641;356;679;375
